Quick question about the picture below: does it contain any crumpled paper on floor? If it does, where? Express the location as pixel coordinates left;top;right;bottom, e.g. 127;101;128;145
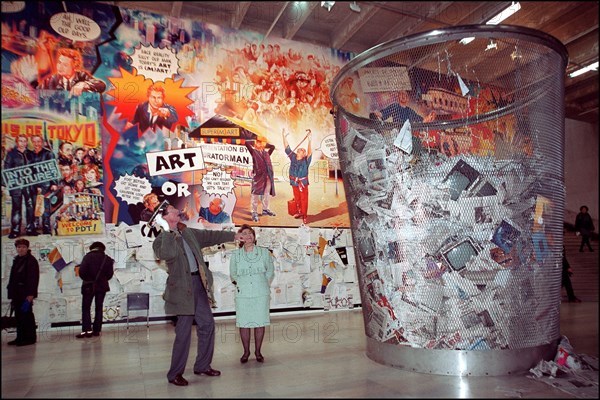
528;336;599;398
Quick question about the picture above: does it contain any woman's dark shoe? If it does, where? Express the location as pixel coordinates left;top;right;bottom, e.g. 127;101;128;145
255;353;264;363
240;353;250;363
194;368;221;376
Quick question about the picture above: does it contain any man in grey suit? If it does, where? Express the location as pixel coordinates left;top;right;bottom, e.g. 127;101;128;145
153;204;242;386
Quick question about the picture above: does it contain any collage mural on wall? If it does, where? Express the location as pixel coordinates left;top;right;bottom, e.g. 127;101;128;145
1;1;532;346
1;1;362;327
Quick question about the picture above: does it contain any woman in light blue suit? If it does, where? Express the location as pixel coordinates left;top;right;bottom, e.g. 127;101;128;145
229;224;274;363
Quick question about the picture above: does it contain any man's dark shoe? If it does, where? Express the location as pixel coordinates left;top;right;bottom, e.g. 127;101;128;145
76;331;93;339
262;209;276;216
8;232;18;239
7;339;21;346
26;231;39;236
194;368;221;376
168;374;188;386
92;331;101;337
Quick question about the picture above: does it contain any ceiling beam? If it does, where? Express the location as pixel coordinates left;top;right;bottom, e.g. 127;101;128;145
330;2;380;50
262;2;290;43
566;102;599;119
510;1;574;29
171;2;183;18
565;74;599;102
231;2;251;29
565;29;600;71
376;2;454;44
538;2;599;45
283;1;319;40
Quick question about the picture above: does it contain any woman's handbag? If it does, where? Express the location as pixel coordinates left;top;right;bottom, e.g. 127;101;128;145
81;282;96;296
1;306;17;331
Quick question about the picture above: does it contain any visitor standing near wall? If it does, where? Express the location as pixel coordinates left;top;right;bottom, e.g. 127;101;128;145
229;224;274;363
153;204;242;386
7;238;39;346
76;241;115;338
562;246;581;303
575;205;595;252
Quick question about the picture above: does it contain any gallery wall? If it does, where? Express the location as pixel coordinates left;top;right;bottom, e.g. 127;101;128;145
1;1;360;329
564;118;599;228
1;1;596;333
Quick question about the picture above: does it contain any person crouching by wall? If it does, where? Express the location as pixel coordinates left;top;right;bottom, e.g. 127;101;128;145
7;238;40;346
76;241;114;338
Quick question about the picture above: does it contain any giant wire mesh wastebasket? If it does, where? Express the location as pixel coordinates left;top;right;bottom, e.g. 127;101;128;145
330;25;568;376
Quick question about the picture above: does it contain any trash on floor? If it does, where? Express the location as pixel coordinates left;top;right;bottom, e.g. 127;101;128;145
528;336;599;398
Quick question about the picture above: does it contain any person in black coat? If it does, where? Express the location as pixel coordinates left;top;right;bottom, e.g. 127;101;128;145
575;205;595;252
7;238;40;346
562;246;581;303
76;241;115;338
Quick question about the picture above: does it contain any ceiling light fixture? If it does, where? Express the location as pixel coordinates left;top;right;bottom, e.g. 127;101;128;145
321;1;335;12
460;2;522;45
486;2;521;25
349;2;361;13
569;61;599;78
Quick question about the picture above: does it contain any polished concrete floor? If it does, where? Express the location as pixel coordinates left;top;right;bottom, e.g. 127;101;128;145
2;302;598;398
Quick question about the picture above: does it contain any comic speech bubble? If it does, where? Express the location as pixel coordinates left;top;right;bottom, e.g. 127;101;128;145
114;173;152;205
50;13;101;42
130;44;178;82
319;135;339;159
2;2;25;12
202;169;234;196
